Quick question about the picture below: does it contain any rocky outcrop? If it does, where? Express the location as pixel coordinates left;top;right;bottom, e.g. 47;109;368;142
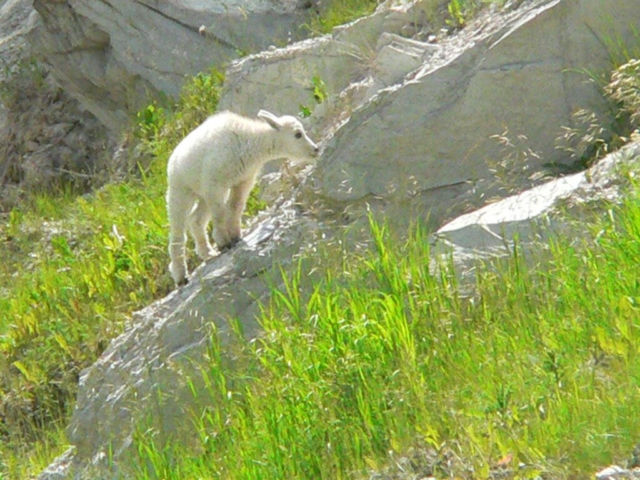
37;0;640;477
39;201;326;479
596;465;640;480
0;0;37;137
30;0;319;133
433;138;640;278
0;0;109;210
222;0;640;209
0;0;35;77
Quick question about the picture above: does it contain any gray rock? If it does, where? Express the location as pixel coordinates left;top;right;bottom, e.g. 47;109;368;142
316;0;640;203
30;0;317;133
220;0;640;210
37;447;76;480
433;140;640;276
218;0;425;118
596;465;640;480
0;0;36;75
0;0;110;209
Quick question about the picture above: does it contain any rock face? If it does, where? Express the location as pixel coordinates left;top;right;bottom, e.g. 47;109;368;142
433;139;640;277
0;0;35;77
40;203;325;479
221;0;640;207
0;0;38;136
30;0;319;133
37;0;640;477
0;0;109;210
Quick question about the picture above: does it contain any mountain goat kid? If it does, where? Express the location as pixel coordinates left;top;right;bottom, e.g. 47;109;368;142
166;110;319;286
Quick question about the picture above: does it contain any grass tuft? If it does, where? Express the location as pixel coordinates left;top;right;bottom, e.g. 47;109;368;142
130;186;640;478
0;68;234;478
302;0;382;35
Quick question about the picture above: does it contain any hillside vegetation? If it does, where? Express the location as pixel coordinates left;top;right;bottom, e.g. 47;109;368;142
1;0;639;478
131;191;640;479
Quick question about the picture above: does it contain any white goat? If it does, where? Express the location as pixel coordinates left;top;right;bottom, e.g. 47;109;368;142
166;110;319;286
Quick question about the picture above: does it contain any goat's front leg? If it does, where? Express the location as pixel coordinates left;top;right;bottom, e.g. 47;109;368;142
210;188;234;250
224;178;255;249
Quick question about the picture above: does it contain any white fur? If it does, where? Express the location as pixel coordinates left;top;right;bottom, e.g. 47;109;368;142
166;110;319;285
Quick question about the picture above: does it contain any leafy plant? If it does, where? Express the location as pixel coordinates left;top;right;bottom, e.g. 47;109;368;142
445;0;507;29
302;0;381;35
447;0;467;28
130;184;640;478
556;59;640;169
135;68;225;164
299;74;329;118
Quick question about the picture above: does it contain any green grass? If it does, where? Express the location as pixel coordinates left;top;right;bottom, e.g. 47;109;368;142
0;68;271;478
1;5;638;479
303;0;382;34
0;162;172;477
128;178;640;479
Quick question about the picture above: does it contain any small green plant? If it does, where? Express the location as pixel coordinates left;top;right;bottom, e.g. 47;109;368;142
310;75;328;104
302;0;381;35
444;0;507;30
556;59;640;169
134;103;166;142
299;74;329;118
135;68;225;164
446;0;467;28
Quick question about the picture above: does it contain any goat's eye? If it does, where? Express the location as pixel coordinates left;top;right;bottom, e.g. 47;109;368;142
294;132;302;139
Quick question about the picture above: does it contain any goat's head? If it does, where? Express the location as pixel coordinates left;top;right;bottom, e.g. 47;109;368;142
258;110;320;163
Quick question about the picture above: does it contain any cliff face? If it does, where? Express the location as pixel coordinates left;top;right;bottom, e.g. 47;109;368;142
0;0;109;210
0;0;318;206
221;0;640;204
33;0;640;478
29;0;318;133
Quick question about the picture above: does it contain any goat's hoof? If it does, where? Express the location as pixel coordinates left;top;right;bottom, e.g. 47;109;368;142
176;277;189;287
202;250;216;260
220;236;242;252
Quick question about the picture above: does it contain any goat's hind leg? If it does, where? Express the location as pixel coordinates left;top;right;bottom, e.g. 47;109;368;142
167;186;195;286
188;197;215;260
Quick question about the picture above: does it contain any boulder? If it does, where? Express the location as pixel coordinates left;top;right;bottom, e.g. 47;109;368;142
30;0;319;133
218;0;431;119
433;139;640;278
0;0;109;210
317;0;640;202
39;202;325;478
220;0;640;211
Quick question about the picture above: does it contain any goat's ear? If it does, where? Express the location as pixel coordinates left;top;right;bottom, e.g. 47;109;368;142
258;110;282;131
